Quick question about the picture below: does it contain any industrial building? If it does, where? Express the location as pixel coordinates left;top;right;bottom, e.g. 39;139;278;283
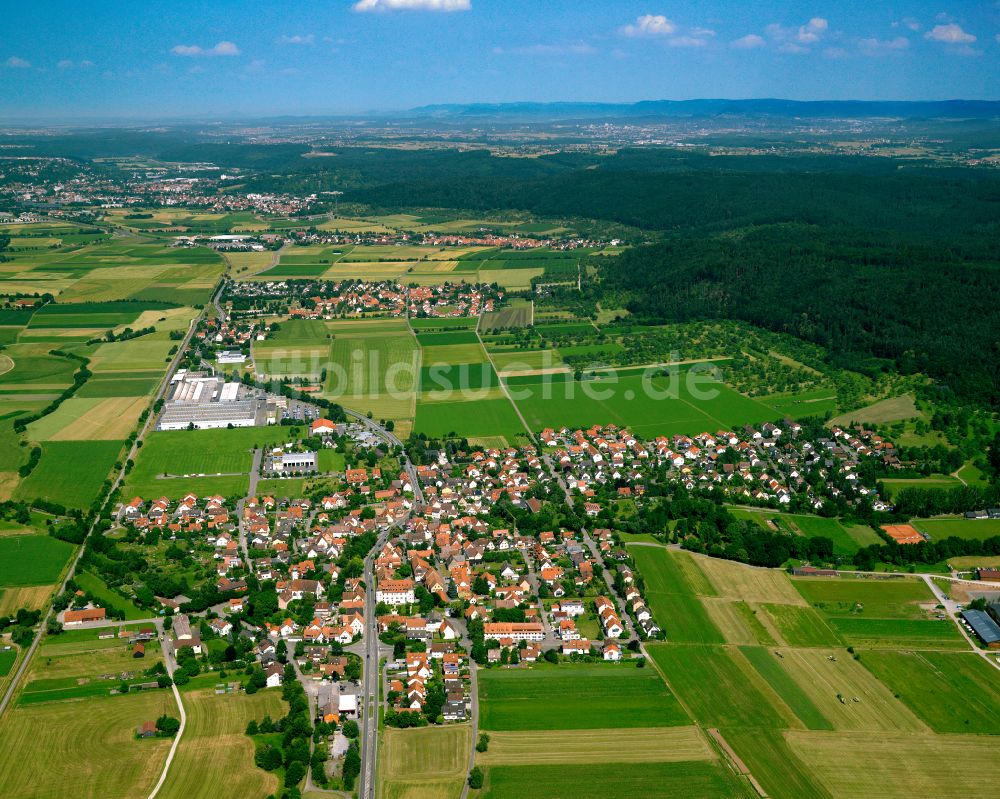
158;370;260;430
267;450;318;473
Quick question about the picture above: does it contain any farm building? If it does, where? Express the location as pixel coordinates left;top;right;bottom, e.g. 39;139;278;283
962;609;1000;648
62;607;107;626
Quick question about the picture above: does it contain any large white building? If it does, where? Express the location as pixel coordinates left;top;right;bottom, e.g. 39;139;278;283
375;579;416;606
158;371;258;430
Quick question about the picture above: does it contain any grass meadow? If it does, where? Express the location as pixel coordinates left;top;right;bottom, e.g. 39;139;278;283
156;687;286;799
477;663;689;731
0;534;75;586
0;691;175;799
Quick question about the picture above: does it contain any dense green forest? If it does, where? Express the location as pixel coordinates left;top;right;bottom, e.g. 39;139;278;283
600;226;1000;406
10;133;998;405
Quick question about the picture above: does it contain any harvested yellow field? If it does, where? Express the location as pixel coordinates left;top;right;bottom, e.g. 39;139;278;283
412;261;459;272
695;556;806;606
785;730;1000;799
702;598;774;646
0;692;174;799
0;471;18;501
0;583;54;614
224;250;275;274
157;688;285;799
323;263;413;280
380;724;470;799
672;550;718;596
777;648;927;731
128;306;195;332
426;247;491;260
49;396;147;440
382;725;470;781
477;726;715;766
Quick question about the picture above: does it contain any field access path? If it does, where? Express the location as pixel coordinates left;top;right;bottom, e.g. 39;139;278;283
0;276;219;722
474;311;536;443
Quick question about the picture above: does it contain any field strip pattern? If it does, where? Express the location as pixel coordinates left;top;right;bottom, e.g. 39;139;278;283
477;726;715;765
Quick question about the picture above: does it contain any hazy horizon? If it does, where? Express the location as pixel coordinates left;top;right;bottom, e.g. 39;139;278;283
2;0;998;119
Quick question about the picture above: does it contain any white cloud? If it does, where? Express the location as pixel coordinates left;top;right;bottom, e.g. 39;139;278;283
893;17;921;31
621;14;677;37
668;36;709;48
925;23;975;43
279;34;315;45
730;33;765;49
171;41;241;57
798;17;828;43
858;36;910;55
5;56;30;69
761;17;829;53
353;0;470;11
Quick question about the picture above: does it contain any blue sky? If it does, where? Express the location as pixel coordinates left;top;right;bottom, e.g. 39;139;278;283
2;1;998;119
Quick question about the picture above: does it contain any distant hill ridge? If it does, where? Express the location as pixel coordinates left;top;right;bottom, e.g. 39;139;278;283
408;98;1000;120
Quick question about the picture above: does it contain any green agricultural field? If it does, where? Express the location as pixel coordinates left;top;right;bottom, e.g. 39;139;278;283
477;726;714;766
0;534;75;586
723;729;831;799
787;515;879;554
859;650;1000;734
414;396;526;443
0;691;174;799
506;368;783;439
15;440;124;509
627;546;725;644
327;330;418;422
128;427;298;484
488;348;564;373
0;647;16;676
646;644;794;729
480;761;754;799
76;376;160;398
792;576;966;648
477;663;690;731
415;330;481;346
826;617;966;649
408;316;479;330
757;604;843;647
911;518;1000;541
419;361;499;393
481;302;533;330
793;577;935;618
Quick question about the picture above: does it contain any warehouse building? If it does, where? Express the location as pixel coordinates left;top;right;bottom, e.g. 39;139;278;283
962;609;1000;649
267;450;318;473
158;370;260;430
